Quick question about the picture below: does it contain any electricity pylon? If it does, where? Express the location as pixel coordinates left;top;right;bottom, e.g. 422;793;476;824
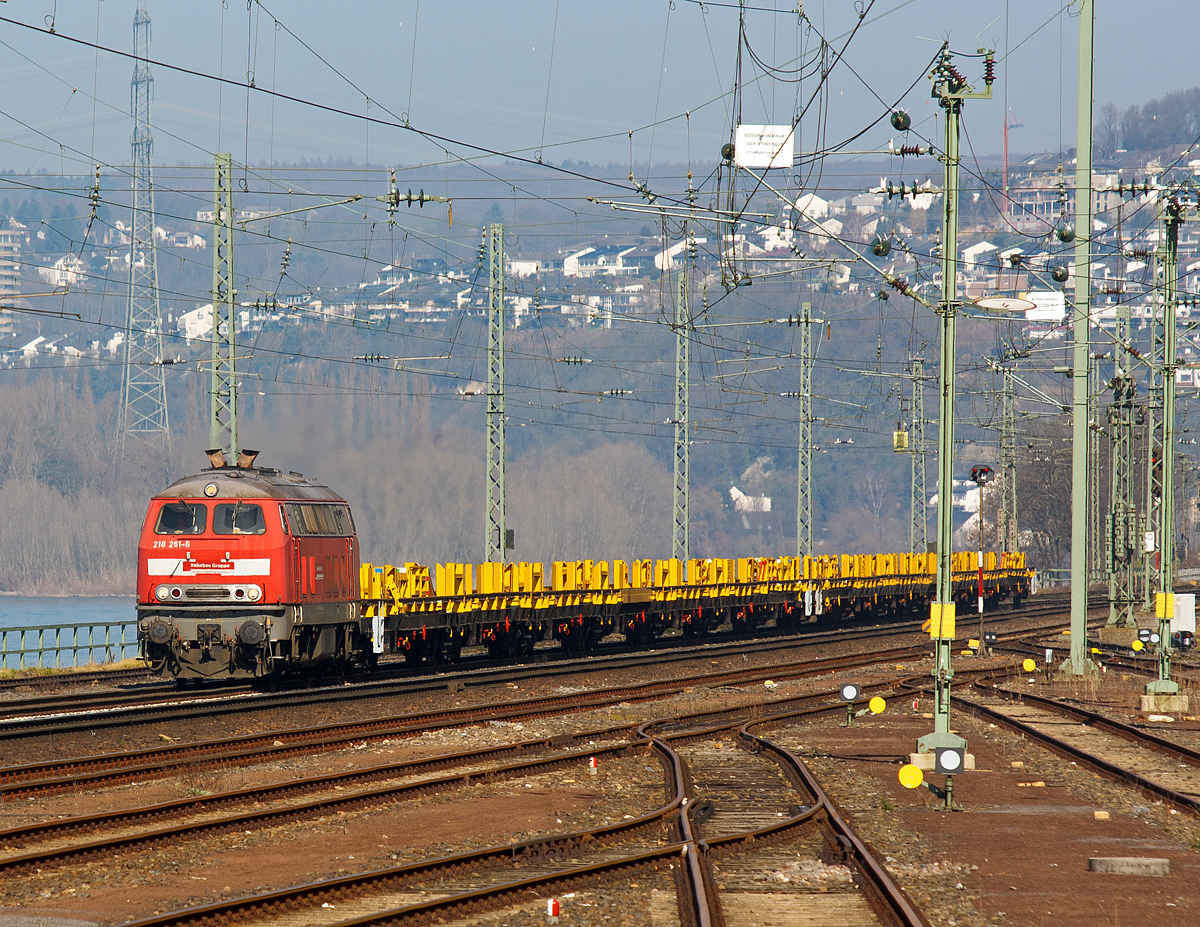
1000;366;1018;551
210;153;238;462
1106;288;1138;627
919;44;993;764
120;0;170;457
484;223;506;563
1061;0;1096;675
1112;179;1198;694
909;357;929;554
673;273;690;566
1089;390;1105;583
796;302;814;560
1149;191;1186;696
1144;241;1164;609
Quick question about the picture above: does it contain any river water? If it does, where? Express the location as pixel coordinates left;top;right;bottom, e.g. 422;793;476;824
0;596;138;670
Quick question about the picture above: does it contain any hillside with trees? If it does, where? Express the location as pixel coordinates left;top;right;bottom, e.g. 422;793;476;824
1096;86;1200;161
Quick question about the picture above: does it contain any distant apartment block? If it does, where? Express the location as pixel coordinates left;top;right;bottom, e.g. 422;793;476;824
0;218;28;336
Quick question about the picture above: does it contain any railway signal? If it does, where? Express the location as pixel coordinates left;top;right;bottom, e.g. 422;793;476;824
898;760;962;811
970;465;994;656
915;45;992;778
840;683;862;727
934;746;964;775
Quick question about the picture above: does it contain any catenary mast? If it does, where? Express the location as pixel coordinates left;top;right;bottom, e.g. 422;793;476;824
119;1;170;456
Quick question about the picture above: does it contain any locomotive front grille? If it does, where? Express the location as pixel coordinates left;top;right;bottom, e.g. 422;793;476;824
184;586;232;600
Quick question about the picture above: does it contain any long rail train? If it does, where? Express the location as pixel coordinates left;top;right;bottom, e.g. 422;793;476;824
136;455;1033;680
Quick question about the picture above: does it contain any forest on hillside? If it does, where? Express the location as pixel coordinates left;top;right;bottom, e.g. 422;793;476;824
1095;86;1200;160
0;290;1076;596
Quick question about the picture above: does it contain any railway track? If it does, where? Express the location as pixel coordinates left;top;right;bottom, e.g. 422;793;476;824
55;669;927;927
0;622;906;728
0;665;152;690
678;735;889;925
0;644;926;798
0;599;1083;736
935;672;1200;815
0;661;941;880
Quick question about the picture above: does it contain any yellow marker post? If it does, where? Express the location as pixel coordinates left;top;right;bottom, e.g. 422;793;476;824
869;696;887;715
899;764;925;789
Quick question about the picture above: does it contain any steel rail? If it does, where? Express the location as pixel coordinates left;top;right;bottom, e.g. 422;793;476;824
113;733;686;927
0;739;659;876
895;670;1200;816
0;668;913;874
0;666;152;690
102;680;919;927
0;645;929;796
735;721;930;927
0;637;936;738
977;678;1200;767
638;721;714;927
0;597;1081;729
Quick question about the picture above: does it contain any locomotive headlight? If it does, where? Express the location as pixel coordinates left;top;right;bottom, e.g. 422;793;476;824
155;584;170;601
246;585;262;602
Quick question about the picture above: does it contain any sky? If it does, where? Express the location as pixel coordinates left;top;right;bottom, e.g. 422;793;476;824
0;1;1193;180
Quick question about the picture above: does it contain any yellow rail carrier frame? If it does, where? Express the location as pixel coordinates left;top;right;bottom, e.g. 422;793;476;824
357;551;1032;664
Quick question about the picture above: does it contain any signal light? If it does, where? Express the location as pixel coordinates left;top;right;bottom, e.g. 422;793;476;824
970;465;994;485
840;683;862;702
934;747;965;774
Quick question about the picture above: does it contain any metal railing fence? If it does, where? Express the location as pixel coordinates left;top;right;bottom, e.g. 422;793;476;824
0;620;139;671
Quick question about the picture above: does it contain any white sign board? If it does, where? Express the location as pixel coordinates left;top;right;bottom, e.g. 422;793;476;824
1173;593;1196;635
735;124;795;170
1023;290;1067;322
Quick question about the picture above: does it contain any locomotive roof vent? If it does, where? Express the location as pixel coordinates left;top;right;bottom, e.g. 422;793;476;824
206;448;228;469
238;449;260;469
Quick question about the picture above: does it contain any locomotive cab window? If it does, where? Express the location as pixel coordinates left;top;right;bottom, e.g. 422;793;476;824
155;502;207;535
284;503;355;536
213;502;267;535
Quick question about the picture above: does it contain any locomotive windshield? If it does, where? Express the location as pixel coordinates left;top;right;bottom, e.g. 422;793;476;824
213;502;267;535
155;502;207;535
284;502;354;536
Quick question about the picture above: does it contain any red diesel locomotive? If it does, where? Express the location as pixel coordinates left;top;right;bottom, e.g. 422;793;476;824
136;451;370;680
